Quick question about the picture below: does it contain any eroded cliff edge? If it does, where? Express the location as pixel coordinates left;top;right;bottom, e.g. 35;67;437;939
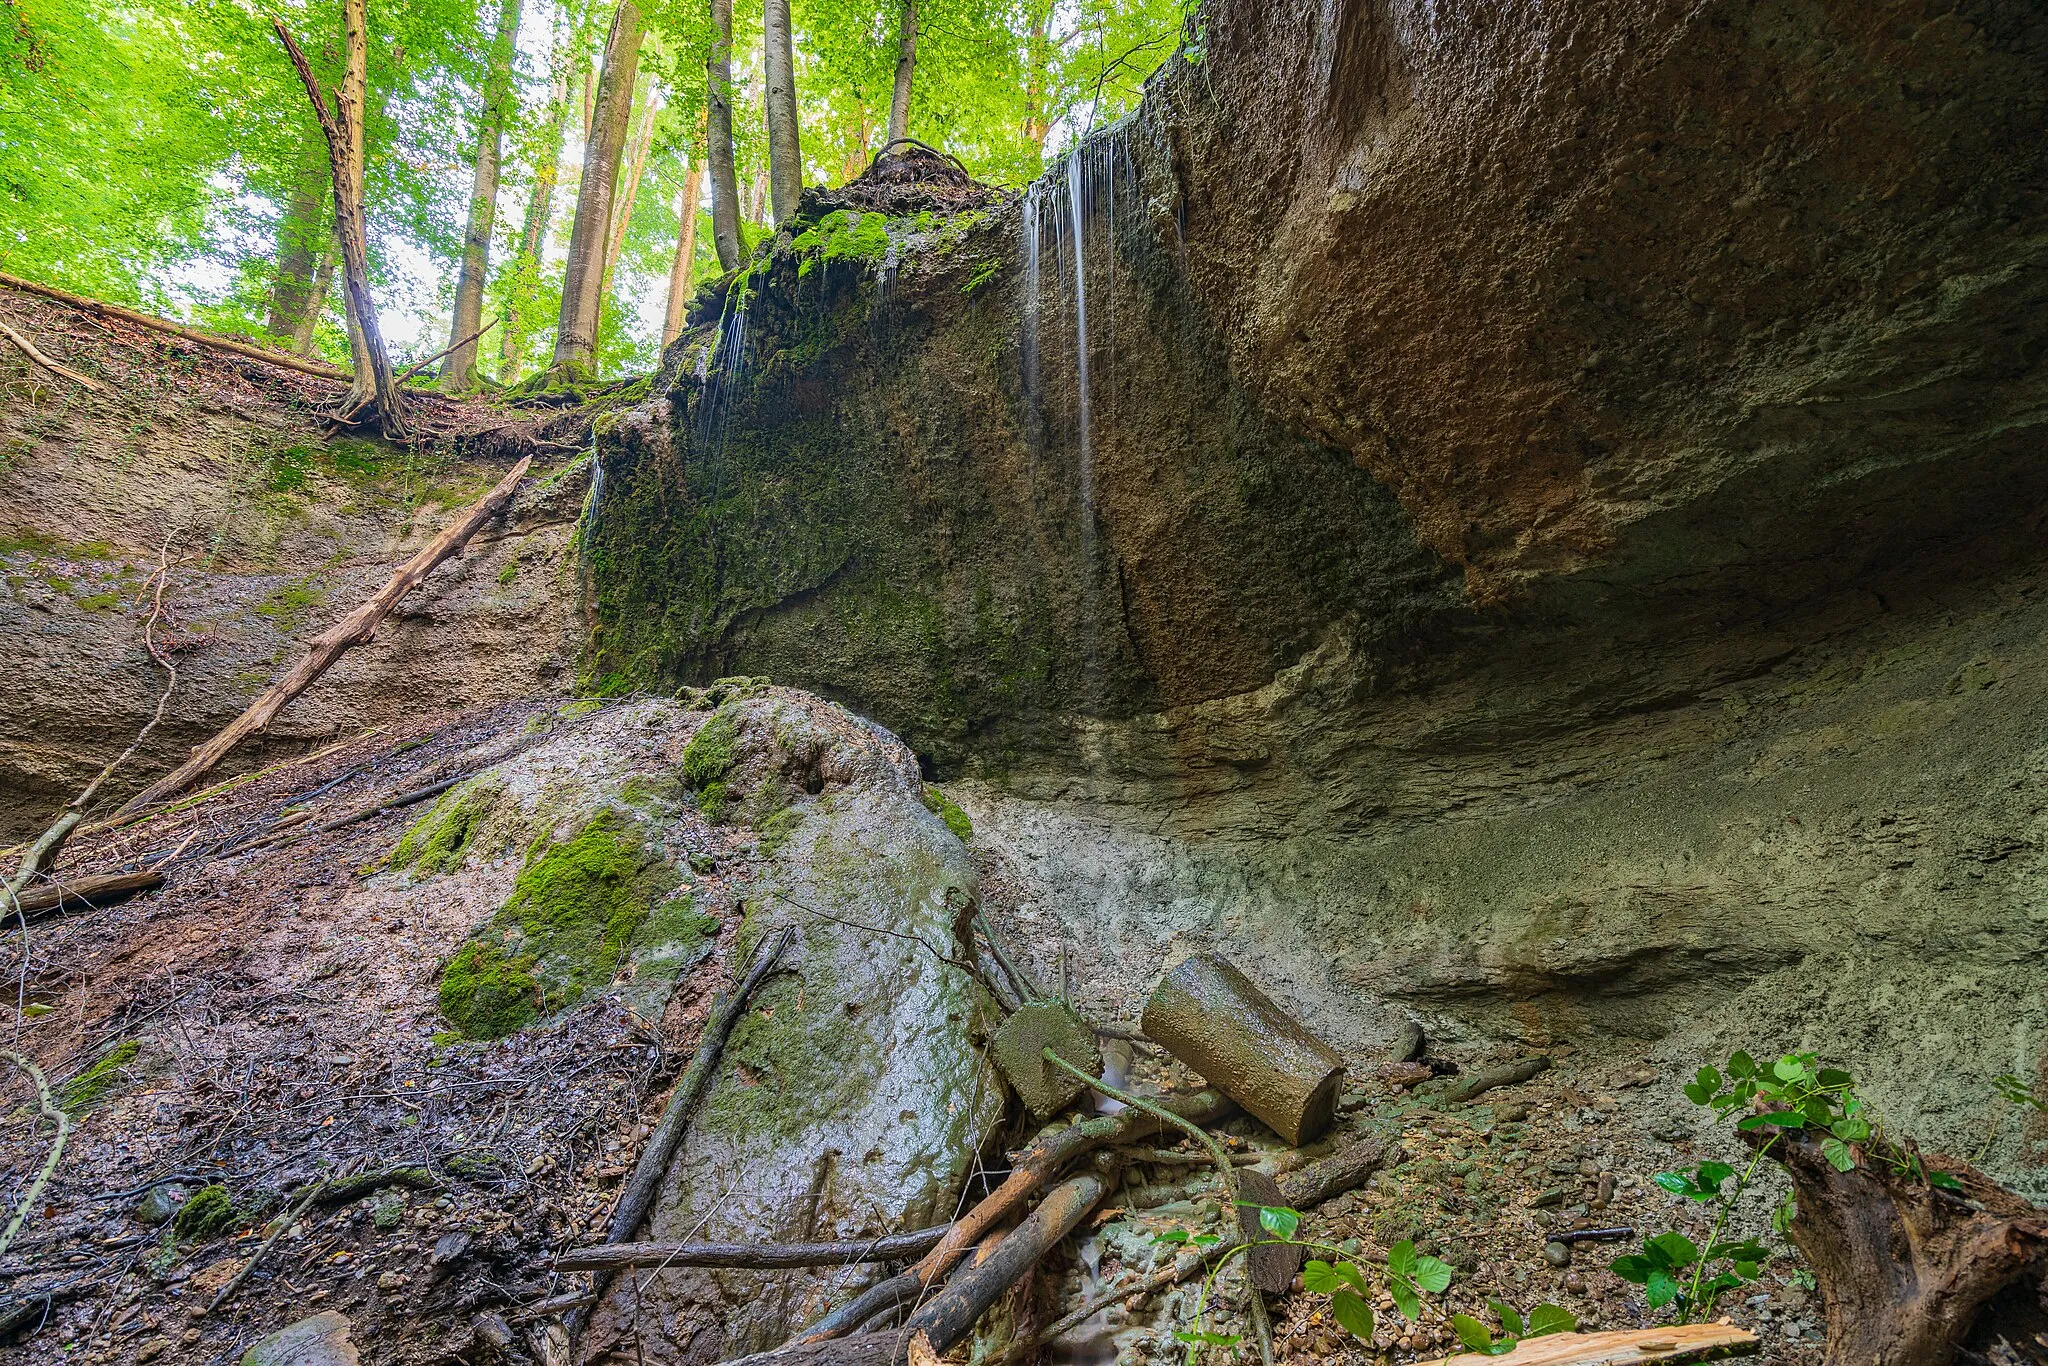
580;0;2048;1187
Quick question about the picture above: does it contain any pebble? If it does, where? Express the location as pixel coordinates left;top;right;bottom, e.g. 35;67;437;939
134;1339;172;1362
133;1185;187;1226
1543;1241;1571;1267
1563;1272;1585;1293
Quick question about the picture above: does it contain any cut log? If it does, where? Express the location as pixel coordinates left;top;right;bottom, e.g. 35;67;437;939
115;457;531;815
1236;1168;1304;1293
1447;1055;1551;1103
557;1223;948;1271
0;270;350;381
9;871;162;922
1741;1124;2048;1366
1420;1324;1759;1365
1141;953;1345;1144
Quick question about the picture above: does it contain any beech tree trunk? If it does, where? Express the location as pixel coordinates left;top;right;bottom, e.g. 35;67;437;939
762;0;801;224
499;20;573;384
266;134;330;346
550;0;647;378
1745;1126;2048;1366
661;165;703;345
442;0;522;392
274;0;407;437
705;0;741;270
599;86;658;295
295;238;338;357
885;0;917;148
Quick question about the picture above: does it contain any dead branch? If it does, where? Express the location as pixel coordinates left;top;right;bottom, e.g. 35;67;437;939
566;924;795;1345
1446;1055;1551;1103
556;1223;950;1272
0;271;349;381
0;1052;72;1256
1276;1134;1388;1209
116;458;530;814
1006;1248;1206;1363
0;320;107;393
205;1178;327;1313
1420;1324;1760;1365
328;319;500;430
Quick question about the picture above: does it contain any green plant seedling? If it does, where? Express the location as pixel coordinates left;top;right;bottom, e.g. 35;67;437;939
1450;1300;1578;1356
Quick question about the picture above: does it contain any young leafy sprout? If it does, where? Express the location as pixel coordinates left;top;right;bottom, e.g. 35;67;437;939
1449;1300;1578;1357
1156;1203;1455;1351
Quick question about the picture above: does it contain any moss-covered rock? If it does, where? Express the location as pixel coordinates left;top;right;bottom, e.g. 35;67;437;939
173;1184;235;1239
438;940;543;1039
920;785;973;842
390;780;501;876
58;1039;139;1111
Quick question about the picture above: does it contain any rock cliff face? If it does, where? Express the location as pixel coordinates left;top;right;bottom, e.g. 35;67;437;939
583;0;2048;1189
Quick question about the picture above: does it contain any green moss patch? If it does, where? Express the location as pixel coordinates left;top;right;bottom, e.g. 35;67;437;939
58;1039;139;1111
436;810;682;1039
757;805;804;856
390;781;501;877
438;941;543;1039
255;577;327;633
682;707;742;821
921;785;973;842
173;1184;235;1239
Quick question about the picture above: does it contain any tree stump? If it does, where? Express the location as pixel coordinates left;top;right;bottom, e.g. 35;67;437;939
1744;1126;2048;1366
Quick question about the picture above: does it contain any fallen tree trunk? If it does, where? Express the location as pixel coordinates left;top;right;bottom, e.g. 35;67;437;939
1742;1125;2048;1366
116;457;531;815
0;321;107;393
1447;1055;1551;1103
1421;1324;1759;1365
557;1224;949;1272
1277;1134;1388;1209
10;872;163;922
0;271;350;381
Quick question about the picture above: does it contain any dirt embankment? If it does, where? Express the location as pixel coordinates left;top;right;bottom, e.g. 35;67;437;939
0;286;591;839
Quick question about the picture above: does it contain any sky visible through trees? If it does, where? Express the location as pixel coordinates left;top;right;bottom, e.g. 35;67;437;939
1;0;1189;377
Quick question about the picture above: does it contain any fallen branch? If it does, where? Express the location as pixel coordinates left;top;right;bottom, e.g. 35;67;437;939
0;1053;72;1256
1420;1324;1759;1365
566;924;795;1345
315;1165;439;1207
556;1223;949;1272
205;1178;327;1313
0;271;349;381
1447;1055;1551;1103
116;457;531;814
0;321;107;393
8;872;163;923
1276;1134;1388;1209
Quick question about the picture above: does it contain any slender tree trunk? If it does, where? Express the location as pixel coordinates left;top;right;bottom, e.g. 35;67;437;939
295;237;339;357
705;0;741;270
266;132;330;345
600;86;658;295
661;166;703;345
550;0;646;378
761;0;801;224
274;1;406;437
885;0;917;147
499;22;573;384
1022;0;1052;149
442;0;523;392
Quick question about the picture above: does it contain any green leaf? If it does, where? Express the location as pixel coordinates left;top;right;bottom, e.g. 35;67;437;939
1609;1254;1653;1283
1386;1241;1417;1277
1191;1233;1221;1247
1452;1315;1495;1352
1832;1116;1871;1143
1488;1300;1525;1337
1256;1204;1300;1241
1412;1254;1455;1293
1173;1329;1242;1347
1773;1191;1798;1234
1697;1160;1735;1191
1331;1290;1375;1340
1929;1171;1963;1191
1526;1304;1577;1336
1817;1068;1853;1088
1728;1051;1757;1078
1645;1270;1681;1309
1820;1137;1856;1172
1389;1277;1421;1321
1648;1232;1700;1269
1302;1260;1340;1295
1653;1172;1690;1194
1742;1110;1808;1130
1155;1229;1191;1245
1774;1055;1808;1083
1734;1261;1760;1279
1682;1080;1712;1105
1334;1262;1367;1295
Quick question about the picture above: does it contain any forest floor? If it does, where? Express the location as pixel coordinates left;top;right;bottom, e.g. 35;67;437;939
0;696;1824;1366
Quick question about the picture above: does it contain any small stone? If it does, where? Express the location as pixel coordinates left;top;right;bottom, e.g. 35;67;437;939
1391;1020;1426;1063
134;1184;188;1226
376;1271;404;1292
1563;1272;1585;1293
1492;1102;1529;1123
430;1231;473;1269
1543;1241;1571;1268
239;1311;357;1366
367;1189;406;1231
135;1338;173;1362
1530;1188;1566;1208
182;1329;202;1345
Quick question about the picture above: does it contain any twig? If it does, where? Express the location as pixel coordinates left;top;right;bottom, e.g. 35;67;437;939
205;1178;327;1312
0;320;107;393
566;925;795;1346
975;914;1041;1003
0;1051;72;1255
